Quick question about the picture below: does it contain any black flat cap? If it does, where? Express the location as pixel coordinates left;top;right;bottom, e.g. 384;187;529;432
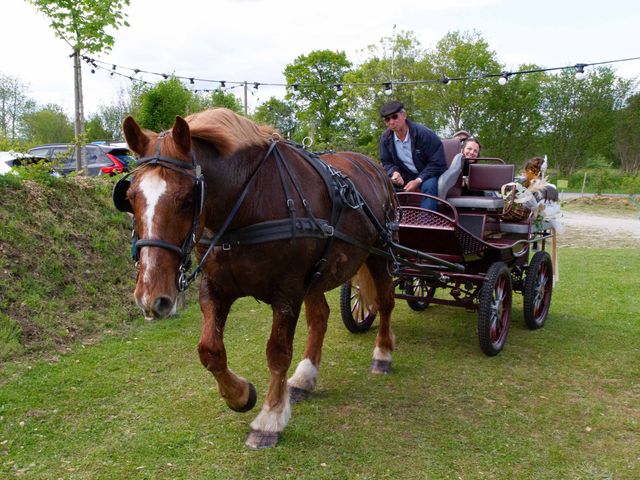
380;100;404;117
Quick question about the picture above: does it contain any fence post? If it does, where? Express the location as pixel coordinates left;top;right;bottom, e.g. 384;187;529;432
581;172;587;196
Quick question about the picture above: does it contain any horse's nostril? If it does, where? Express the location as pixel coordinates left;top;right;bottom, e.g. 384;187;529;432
152;296;174;318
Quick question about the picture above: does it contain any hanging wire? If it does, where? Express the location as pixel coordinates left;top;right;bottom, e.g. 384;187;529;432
82;54;640;91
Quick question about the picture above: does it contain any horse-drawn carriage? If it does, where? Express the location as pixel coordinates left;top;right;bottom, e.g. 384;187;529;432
340;138;556;356
113;110;555;448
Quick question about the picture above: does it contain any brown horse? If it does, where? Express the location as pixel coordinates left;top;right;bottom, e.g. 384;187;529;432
115;108;397;449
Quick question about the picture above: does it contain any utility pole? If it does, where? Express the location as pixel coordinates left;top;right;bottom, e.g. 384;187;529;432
391;24;397;78
244;81;248;116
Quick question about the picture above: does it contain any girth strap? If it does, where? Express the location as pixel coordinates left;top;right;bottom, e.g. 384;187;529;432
201;218;335;247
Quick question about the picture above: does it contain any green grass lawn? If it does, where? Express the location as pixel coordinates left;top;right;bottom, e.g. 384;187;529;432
1;248;639;479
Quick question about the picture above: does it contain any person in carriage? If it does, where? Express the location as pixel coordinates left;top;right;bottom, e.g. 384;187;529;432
378;100;447;210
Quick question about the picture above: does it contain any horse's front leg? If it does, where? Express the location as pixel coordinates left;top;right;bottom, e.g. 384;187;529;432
197;279;257;413
246;300;300;449
287;291;329;403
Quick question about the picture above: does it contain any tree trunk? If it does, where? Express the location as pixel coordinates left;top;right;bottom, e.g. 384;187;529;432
73;49;87;175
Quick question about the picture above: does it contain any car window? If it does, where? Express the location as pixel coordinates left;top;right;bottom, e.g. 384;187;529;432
85;146;103;166
28;147;51;158
108;148;135;166
50;147;74;168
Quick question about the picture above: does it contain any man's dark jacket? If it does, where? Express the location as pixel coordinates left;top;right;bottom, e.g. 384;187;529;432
379;119;447;183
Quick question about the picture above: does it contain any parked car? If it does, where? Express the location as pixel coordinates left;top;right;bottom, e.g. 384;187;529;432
0;151;50;175
27;142;134;176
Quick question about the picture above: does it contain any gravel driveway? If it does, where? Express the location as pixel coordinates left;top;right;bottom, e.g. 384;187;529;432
558;210;640;248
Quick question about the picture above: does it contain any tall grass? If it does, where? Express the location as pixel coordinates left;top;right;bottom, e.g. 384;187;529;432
1;248;638;479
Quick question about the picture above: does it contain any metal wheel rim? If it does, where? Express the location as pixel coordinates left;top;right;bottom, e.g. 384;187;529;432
532;261;551;321
351;283;374;326
490;275;511;347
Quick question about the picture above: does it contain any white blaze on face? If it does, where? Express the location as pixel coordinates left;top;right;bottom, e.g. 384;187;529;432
138;171;167;299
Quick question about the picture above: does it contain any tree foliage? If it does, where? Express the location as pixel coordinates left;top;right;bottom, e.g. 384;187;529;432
253;97;297;139
283;50;352;147
21;105;74;144
136;77;193;131
540;67;632;173
28;0;130;173
197;90;244;113
28;0;130;54
615;92;640;173
0;73;34;142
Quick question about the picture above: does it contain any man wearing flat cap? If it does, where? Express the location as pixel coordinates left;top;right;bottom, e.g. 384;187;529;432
378;100;446;210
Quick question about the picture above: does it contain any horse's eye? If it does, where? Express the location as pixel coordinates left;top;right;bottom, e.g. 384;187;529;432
180;196;193;211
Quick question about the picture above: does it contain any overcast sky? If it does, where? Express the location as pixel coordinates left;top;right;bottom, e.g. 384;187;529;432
2;0;639;117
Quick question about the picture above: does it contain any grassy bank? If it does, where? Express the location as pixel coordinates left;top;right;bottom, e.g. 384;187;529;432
0;173;140;360
1;248;639;479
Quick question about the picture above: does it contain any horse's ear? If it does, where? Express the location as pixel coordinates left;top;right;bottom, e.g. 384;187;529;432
123;116;149;157
172;116;192;155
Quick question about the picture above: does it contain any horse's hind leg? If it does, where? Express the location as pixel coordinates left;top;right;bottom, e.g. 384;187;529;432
197;279;257;413
361;259;395;374
246;299;301;449
287;291;329;403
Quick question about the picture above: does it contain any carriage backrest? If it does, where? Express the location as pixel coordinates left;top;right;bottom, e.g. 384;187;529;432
467;163;515;191
441;138;462;167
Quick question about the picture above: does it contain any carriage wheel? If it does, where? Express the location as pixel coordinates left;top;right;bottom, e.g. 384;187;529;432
523;251;553;330
404;277;435;311
478;262;512;356
340;279;377;333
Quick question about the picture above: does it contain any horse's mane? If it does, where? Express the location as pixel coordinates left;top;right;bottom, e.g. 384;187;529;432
184;108;279;158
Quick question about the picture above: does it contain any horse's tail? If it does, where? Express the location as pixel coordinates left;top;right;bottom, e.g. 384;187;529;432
355;264;379;312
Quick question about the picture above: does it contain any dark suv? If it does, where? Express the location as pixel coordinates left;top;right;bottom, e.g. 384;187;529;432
27;142;134;176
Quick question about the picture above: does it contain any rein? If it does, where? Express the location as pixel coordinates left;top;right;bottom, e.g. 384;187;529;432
200;143;399;290
115;136;400;293
177;140;279;290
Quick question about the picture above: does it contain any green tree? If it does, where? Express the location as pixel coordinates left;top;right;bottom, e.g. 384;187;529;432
541;67;631;174
343;31;430;156
0;73;34;142
22;105;74;144
253;97;297;139
28;0;130;173
473;66;547;162
614;92;640;173
197;89;243;113
85;115;111;142
424;30;502;135
283;50;352;147
137;77;193;131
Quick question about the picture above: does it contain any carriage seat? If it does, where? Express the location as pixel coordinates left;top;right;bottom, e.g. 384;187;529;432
437;153;464;198
446;163;515;210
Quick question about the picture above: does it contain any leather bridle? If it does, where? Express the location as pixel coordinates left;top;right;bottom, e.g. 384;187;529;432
112;132;205;291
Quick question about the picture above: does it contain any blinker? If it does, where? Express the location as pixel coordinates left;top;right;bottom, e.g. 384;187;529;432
112;177;133;213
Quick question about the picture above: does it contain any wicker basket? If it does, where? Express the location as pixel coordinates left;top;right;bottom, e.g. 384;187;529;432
501;183;532;222
503;202;531;222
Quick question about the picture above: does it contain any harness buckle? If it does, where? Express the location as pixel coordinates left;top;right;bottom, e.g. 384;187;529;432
323;225;335;237
222;243;231;251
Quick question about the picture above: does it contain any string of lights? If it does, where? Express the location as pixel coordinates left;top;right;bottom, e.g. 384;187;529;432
82;54;640;95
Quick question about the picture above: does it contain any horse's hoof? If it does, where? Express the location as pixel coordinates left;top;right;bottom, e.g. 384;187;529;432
289;386;311;404
370;359;391;374
245;430;280;449
231;382;257;413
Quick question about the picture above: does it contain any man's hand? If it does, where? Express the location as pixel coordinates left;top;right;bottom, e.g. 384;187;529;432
390;171;404;187
404;178;422;192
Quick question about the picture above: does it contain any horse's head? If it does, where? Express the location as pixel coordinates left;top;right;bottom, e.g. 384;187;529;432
115;115;204;320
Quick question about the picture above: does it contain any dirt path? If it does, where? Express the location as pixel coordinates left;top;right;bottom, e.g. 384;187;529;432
558;210;640;248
